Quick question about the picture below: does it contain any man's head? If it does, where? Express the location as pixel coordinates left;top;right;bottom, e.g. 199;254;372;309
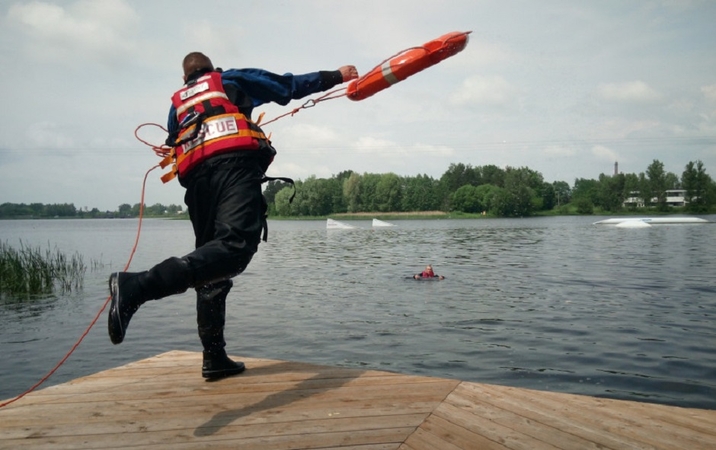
182;52;214;80
425;265;433;274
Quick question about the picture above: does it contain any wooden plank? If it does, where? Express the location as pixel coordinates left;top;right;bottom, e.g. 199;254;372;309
439;388;610;449
509;384;716;436
0;415;418;449
0;408;428;439
16;371;439;403
455;382;658;450
401;427;471;450
480;382;716;449
457;382;716;450
429;401;565;450
3;376;457;409
0;427;415;450
0;396;446;437
406;414;513;450
1;391;444;424
9;363;453;412
5;380;437;417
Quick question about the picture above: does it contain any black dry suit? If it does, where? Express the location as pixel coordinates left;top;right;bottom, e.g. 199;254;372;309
125;67;345;355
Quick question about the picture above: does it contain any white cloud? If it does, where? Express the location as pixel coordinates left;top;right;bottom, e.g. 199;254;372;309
354;136;400;154
411;143;454;157
268;161;315;181
25;121;76;149
474;40;514;67
449;75;517;108
279;123;343;148
666;98;694;115
697;110;716;134
180;20;246;66
543;145;576;157
596;81;661;103
591;145;618;162
443;37;513;71
702;84;716;102
6;0;139;65
590;119;662;140
350;137;453;161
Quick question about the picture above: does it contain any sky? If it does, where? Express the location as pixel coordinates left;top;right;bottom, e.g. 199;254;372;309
1;0;715;211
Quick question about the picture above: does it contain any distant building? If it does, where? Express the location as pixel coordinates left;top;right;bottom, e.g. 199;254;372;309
665;189;688;207
623;189;688;208
623;191;644;208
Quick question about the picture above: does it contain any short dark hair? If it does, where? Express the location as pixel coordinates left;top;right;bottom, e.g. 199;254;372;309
182;52;214;77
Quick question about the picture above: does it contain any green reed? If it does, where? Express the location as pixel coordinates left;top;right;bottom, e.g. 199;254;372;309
0;241;86;300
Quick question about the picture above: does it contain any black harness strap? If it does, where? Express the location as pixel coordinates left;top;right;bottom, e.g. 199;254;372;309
259;175;296;242
169;110;207;147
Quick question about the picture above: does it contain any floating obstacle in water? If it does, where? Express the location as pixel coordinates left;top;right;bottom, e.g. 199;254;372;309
615;220;652;228
372;219;396;227
326;218;356;229
593;217;710;226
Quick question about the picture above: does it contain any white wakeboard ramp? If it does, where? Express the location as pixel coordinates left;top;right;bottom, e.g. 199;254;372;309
594;217;709;226
372;219;396;227
326;218;356;229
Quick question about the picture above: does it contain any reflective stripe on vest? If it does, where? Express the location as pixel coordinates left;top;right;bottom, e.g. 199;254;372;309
176;91;229;117
173;113;264;175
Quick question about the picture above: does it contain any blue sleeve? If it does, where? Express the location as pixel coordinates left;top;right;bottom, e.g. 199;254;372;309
165;68;340;134
167;105;178;136
220;68;332;107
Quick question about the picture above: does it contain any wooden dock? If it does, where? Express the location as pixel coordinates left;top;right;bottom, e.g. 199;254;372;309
1;350;715;449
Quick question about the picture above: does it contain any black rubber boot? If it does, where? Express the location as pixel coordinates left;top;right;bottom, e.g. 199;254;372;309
196;280;231;354
202;350;245;380
196;280;244;379
108;257;192;345
108;272;144;345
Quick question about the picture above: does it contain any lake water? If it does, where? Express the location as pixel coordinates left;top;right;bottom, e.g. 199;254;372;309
1;216;715;409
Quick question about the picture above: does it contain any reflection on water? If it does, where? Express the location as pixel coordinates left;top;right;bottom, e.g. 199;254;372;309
1;295;60;320
1;216;715;409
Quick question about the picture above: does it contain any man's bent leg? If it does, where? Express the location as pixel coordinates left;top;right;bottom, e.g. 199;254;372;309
108;256;193;345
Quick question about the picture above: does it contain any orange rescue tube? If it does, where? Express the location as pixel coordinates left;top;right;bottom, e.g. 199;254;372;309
346;31;471;101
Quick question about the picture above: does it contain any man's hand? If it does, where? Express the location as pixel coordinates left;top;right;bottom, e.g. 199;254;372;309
338;65;359;82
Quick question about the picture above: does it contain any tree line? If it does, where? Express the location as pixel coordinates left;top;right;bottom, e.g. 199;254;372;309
0;202;184;219
2;159;713;220
265;159;715;217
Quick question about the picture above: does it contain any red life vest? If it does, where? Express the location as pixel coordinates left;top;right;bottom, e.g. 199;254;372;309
421;270;435;278
162;72;268;182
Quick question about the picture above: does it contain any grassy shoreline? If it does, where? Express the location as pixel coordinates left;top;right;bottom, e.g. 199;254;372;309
2;207;711;222
268;207;710;221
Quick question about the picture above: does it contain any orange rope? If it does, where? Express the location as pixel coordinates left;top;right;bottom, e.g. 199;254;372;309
259;88;347;127
0;165;158;409
134;123;172;158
